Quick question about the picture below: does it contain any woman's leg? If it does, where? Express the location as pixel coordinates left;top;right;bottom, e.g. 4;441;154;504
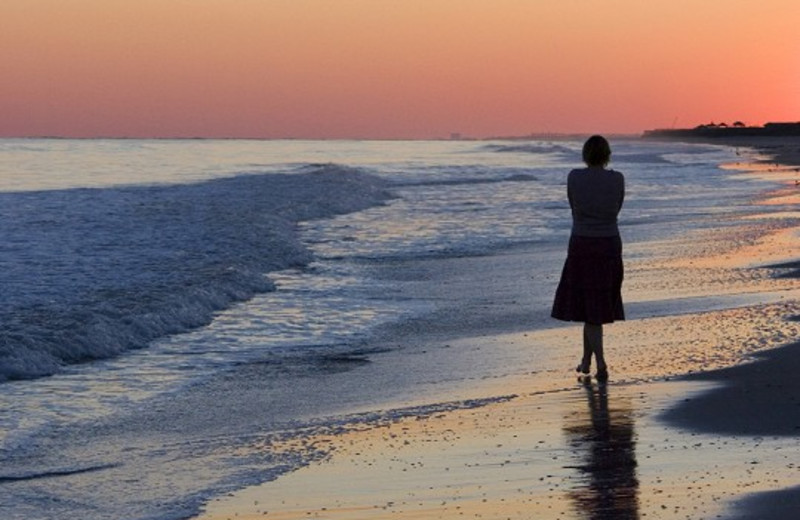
583;323;606;371
580;324;594;371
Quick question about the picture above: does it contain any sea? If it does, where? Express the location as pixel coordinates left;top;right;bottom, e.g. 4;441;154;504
0;138;795;519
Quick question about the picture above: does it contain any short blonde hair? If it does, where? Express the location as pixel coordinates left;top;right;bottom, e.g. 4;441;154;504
582;135;611;167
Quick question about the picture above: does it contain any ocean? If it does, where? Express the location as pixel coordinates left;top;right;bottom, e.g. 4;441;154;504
0;138;794;519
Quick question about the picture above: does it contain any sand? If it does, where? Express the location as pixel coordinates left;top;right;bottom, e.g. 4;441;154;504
196;376;800;520
193;137;800;520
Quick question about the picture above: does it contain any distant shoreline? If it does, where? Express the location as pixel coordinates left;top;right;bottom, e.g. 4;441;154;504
2;123;796;143
640;121;800;168
642;121;800;140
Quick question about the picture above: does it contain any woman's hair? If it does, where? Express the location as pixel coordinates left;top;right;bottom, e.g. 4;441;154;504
582;135;611;167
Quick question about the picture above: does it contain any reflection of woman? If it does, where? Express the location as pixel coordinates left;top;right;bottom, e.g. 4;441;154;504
564;384;639;519
551;135;625;382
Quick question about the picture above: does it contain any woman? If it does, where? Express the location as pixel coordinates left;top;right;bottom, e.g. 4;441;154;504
551;135;625;382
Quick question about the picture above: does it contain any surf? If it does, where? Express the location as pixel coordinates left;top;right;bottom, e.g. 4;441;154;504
0;164;391;382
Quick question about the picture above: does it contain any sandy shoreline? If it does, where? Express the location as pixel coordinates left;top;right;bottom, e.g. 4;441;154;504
193;137;799;520
195;371;800;520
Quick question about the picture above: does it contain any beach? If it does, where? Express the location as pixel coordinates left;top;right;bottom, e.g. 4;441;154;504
0;138;797;520
193;137;800;520
3;1;799;517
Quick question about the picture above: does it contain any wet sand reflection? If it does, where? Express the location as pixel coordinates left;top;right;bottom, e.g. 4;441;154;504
564;382;639;519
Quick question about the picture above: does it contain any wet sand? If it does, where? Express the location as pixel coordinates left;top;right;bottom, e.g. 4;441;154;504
652;135;800;519
716;135;800;168
194;138;799;520
196;377;800;520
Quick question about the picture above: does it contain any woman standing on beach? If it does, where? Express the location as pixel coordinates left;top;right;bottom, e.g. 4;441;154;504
551;135;625;382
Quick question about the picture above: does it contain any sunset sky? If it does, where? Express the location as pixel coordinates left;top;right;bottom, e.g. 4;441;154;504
2;0;798;139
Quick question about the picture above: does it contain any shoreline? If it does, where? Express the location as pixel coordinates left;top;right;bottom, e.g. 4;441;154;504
197;377;800;520
658;134;800;518
650;133;800;168
193;137;800;520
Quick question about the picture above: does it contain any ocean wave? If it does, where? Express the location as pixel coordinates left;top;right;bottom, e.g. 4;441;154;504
394;173;538;187
612;152;675;164
487;142;720;167
490;146;676;165
483;143;575;155
0;164;391;382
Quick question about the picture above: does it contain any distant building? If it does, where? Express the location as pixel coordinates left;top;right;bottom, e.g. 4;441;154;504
763;122;800;133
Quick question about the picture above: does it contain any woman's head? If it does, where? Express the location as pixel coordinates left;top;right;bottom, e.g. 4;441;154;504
582;135;611;167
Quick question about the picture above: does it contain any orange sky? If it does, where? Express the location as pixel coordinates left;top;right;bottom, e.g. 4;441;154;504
1;0;798;139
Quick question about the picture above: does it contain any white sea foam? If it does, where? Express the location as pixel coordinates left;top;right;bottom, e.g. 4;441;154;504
483;142;578;155
0;163;391;382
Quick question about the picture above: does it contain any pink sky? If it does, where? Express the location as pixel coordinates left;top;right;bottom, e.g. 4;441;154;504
2;0;798;139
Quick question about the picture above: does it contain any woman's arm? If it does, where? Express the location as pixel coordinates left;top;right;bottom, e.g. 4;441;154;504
567;170;575;210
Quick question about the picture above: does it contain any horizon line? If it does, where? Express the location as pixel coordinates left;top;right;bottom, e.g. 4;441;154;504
0;132;646;142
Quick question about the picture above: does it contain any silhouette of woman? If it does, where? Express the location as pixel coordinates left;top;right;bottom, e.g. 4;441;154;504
551;135;625;382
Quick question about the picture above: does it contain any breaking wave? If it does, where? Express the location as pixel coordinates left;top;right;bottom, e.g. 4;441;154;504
0;164;391;382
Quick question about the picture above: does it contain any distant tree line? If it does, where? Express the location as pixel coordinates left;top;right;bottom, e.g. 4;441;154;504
643;121;800;139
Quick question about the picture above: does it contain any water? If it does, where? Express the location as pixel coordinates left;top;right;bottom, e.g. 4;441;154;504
0;138;790;519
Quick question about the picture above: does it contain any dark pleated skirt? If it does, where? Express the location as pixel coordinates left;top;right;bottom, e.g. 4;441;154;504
551;235;625;325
